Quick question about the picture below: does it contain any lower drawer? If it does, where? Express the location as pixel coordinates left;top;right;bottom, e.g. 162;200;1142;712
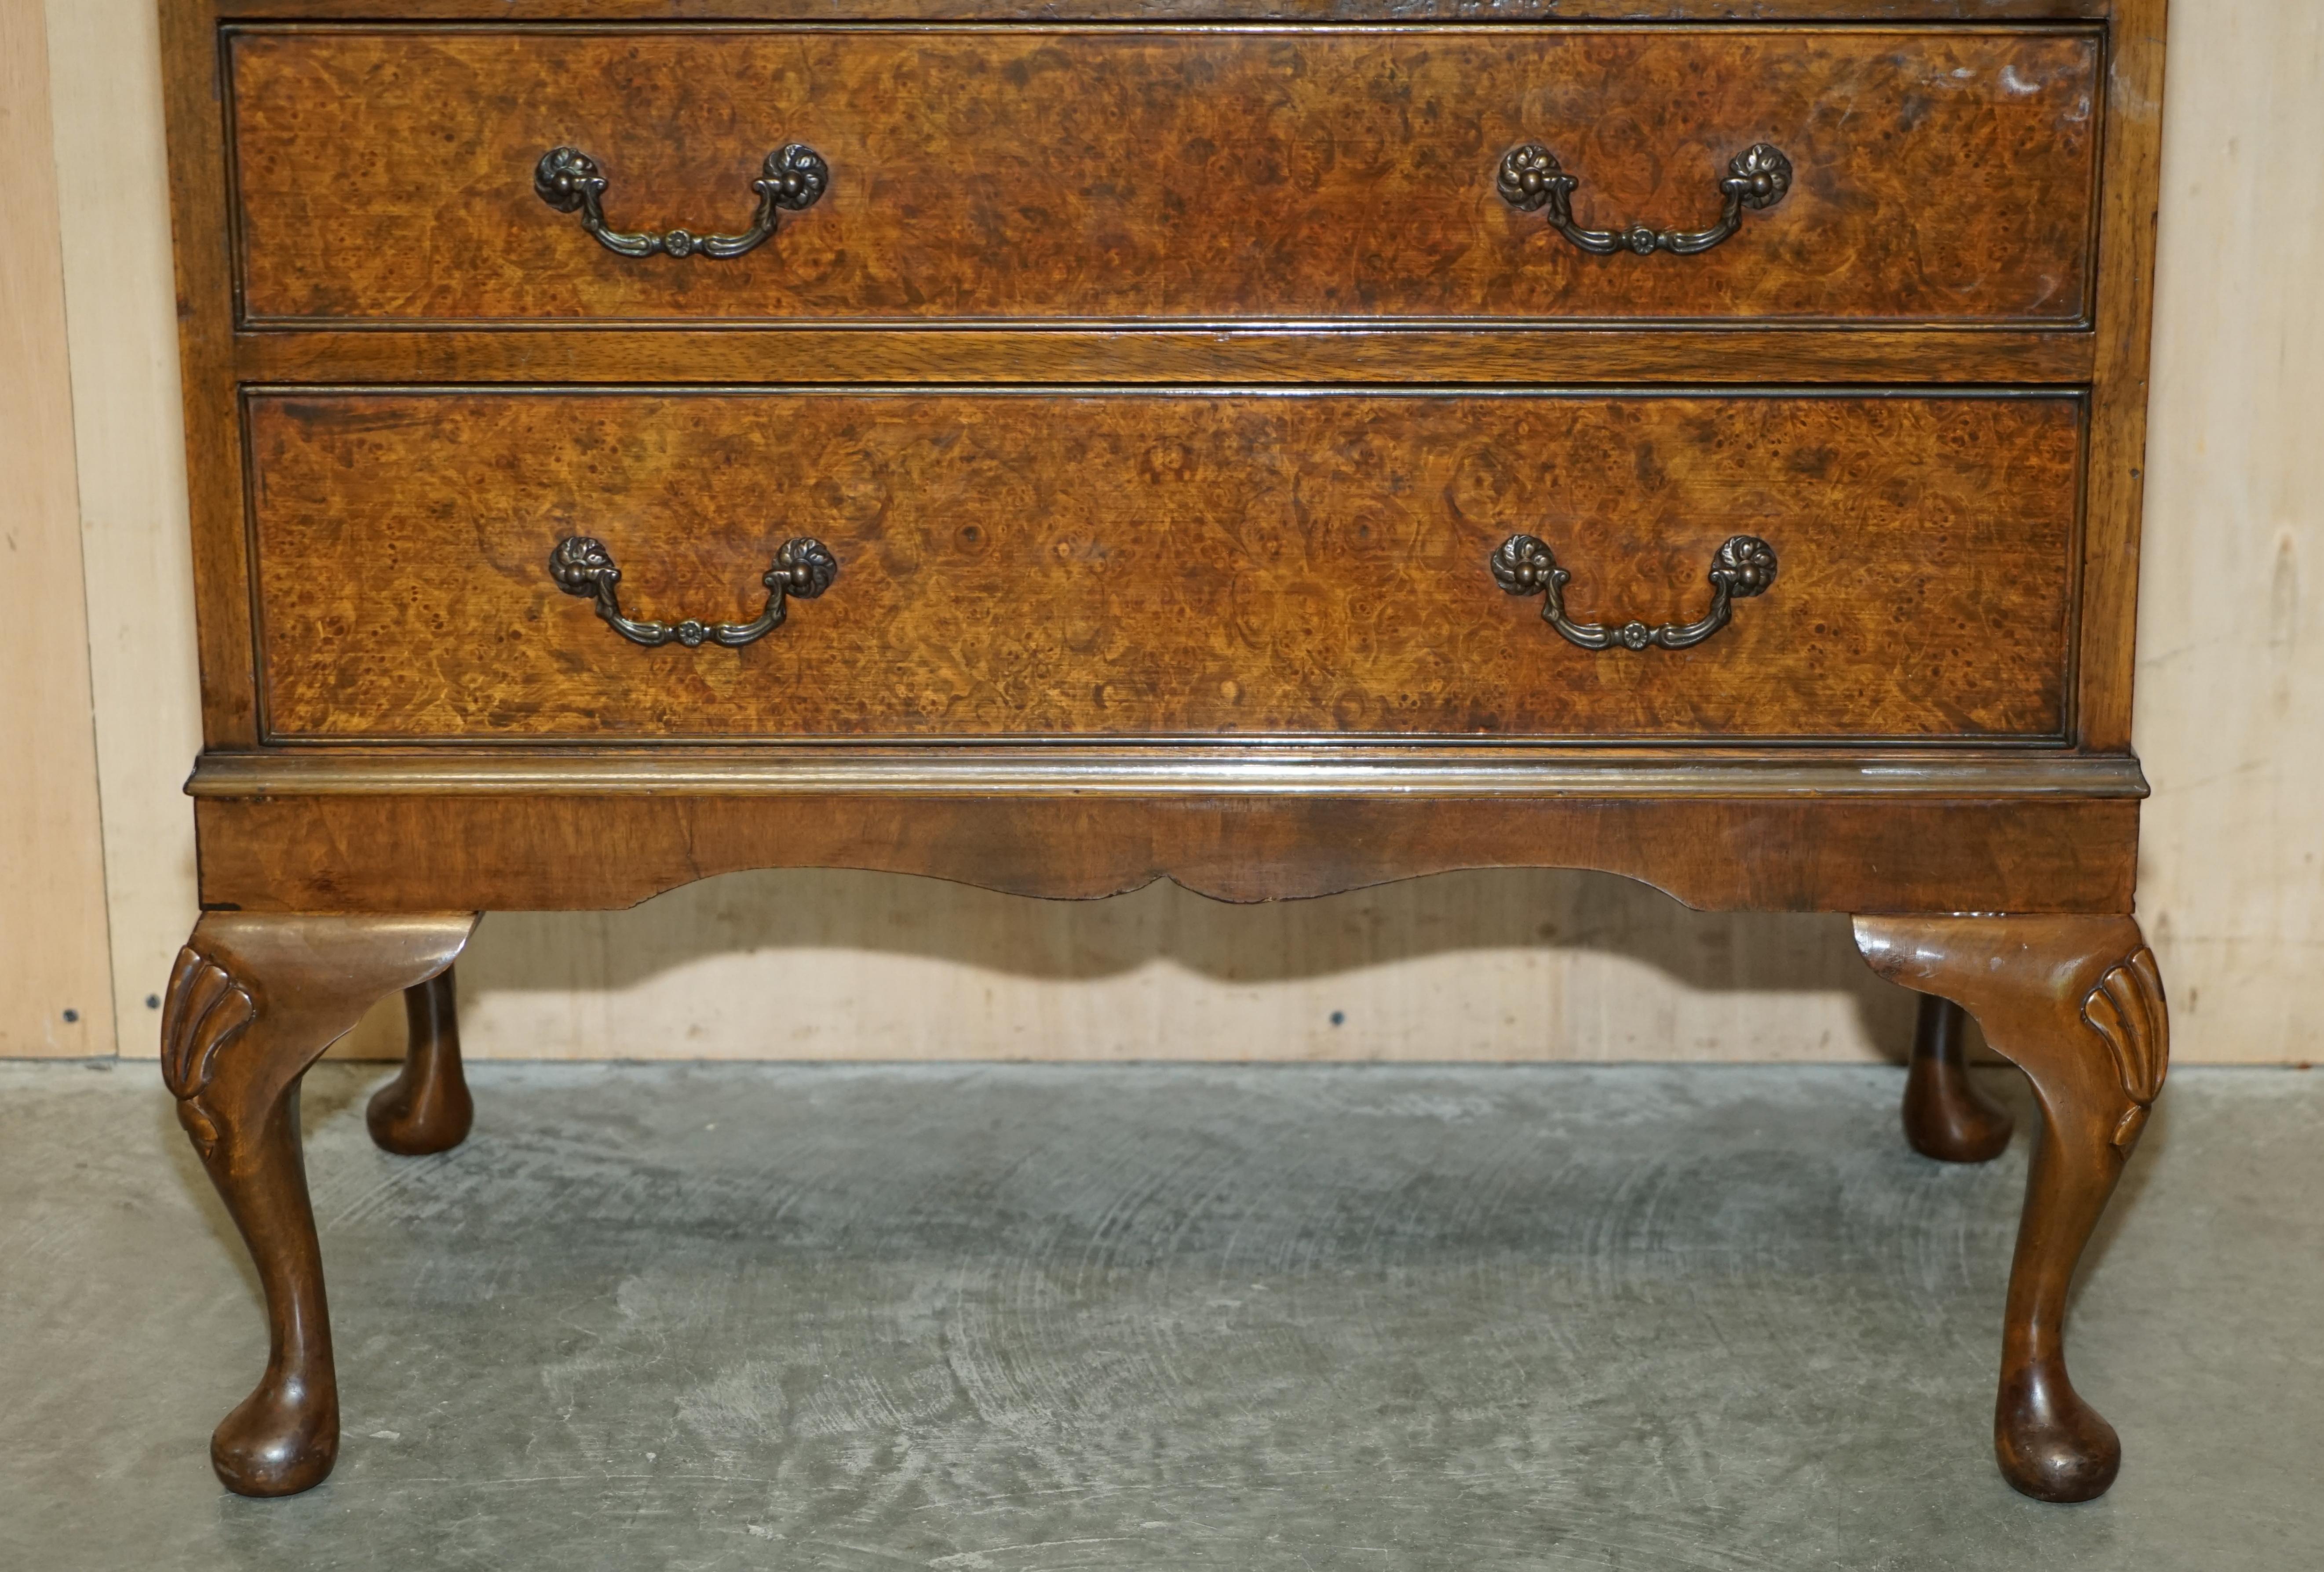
245;389;2080;742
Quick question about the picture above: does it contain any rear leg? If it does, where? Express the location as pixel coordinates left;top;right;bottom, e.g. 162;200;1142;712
366;967;474;1156
1902;995;2014;1163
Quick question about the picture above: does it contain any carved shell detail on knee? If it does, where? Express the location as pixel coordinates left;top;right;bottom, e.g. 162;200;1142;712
161;946;257;1155
2080;946;2168;1150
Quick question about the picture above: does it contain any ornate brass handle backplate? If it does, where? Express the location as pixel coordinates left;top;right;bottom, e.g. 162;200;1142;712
533;144;828;259
549;535;838;648
1497;143;1793;256
1491;534;1777;651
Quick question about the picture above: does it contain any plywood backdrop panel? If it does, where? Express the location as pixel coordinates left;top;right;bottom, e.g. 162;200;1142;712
0;0;113;1056
325;873;1914;1063
30;0;2324;1066
43;0;204;1055
2131;0;2324;1063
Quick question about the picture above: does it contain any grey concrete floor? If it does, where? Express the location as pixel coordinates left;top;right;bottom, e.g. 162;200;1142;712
1;1060;2319;1571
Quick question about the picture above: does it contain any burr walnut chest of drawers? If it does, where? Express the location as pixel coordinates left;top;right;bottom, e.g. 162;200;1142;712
157;0;2172;1505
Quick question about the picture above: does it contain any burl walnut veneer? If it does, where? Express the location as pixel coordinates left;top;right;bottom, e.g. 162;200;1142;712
158;0;2171;1504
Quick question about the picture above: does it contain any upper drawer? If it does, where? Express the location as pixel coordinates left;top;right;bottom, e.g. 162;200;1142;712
225;25;2100;328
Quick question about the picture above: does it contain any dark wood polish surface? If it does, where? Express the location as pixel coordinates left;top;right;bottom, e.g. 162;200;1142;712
247;389;2080;742
1902;994;2014;1162
180;745;2153;801
1857;915;2166;1502
2073;0;2169;753
367;969;475;1156
161;914;478;1495
193;794;2140;914
229;27;2099;326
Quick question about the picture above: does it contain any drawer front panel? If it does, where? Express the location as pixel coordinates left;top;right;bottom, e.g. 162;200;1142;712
247;390;2078;742
229;27;2098;326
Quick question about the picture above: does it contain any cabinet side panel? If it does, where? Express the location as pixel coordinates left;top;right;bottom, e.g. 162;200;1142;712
162;0;261;749
2076;0;2167;749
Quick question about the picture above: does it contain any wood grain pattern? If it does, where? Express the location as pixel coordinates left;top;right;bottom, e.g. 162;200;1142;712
246;389;2081;742
193;793;2140;913
227;27;2101;326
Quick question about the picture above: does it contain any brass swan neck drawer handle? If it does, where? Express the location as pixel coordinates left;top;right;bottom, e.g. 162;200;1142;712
549;535;838;648
533;144;828;259
1497;143;1793;257
1491;533;1777;651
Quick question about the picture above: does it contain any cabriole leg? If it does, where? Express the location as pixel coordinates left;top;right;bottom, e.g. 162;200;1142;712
367;966;475;1156
1903;995;2015;1162
1855;914;2167;1503
161;913;478;1496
